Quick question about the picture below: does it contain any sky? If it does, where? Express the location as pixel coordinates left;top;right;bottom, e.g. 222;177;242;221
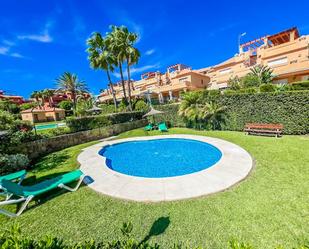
0;0;309;98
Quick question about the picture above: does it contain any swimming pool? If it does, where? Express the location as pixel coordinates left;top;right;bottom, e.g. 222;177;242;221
99;138;222;178
35;123;66;130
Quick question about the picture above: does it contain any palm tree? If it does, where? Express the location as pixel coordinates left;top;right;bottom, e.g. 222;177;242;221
55;72;88;114
249;65;274;85
113;26;141;111
178;91;203;128
198;101;226;130
87;32;118;110
30;90;43;108
43;89;55;107
125;40;140;111
30;91;40;105
107;25;128;105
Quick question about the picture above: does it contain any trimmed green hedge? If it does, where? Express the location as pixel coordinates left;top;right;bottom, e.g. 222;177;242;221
152;104;186;127
66;111;144;132
156;91;309;134
219;91;309;134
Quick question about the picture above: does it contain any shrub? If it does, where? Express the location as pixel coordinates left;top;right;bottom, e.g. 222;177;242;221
228;76;241;90
37;127;71;137
260;83;276;92
0;110;15;130
239;87;258;94
0;153;29;174
67;112;145;132
0;100;20;114
241;74;260;88
107;111;145;124
99;103;117;114
66;115;111;132
153;104;186;127
10;120;33;132
133;99;149;112
290;80;309;90
19;102;37;111
58;100;73;111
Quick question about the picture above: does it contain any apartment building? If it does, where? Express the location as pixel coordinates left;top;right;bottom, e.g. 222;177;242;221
198;27;309;89
98;64;210;103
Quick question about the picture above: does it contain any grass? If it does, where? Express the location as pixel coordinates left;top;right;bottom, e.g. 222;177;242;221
1;128;309;248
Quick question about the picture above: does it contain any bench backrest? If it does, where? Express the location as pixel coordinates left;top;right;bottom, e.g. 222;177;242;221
245;123;283;130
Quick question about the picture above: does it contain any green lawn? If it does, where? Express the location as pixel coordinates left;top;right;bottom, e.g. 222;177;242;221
1;128;308;248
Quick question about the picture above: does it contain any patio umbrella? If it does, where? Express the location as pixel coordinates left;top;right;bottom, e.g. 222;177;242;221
143;107;164;124
86;106;102;115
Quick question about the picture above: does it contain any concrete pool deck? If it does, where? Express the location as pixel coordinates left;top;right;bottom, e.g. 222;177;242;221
78;135;253;202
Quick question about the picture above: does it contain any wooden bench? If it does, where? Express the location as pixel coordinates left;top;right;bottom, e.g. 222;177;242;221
244;123;283;137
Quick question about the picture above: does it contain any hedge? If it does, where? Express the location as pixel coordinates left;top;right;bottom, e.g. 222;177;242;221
156;91;309;134
152;104;186;127
9;119;147;162
219;91;309;134
66;111;144;132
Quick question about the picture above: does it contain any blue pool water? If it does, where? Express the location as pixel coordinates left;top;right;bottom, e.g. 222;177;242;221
99;138;222;178
35;124;58;130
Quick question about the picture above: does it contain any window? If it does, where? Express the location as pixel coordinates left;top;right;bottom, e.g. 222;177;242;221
219;68;232;75
201;79;203;84
273;79;288;85
267;57;288;67
179;77;188;82
302;75;309;81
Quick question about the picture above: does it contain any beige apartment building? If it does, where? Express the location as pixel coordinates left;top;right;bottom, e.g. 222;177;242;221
198;27;309;89
99;64;210;103
98;27;309;103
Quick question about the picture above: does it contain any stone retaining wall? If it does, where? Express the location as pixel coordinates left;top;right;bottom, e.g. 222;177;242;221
15;119;147;160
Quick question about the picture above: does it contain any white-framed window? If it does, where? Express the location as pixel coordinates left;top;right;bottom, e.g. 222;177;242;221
267;57;288;67
273;78;288;85
302;75;309;81
219;68;232;75
179;77;188;82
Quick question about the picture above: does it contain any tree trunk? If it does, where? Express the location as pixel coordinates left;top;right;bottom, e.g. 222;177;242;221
72;91;77;116
119;63;127;103
126;58;133;111
106;70;118;110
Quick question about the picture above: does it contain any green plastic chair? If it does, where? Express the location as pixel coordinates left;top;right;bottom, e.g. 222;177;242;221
158;122;168;132
144;123;153;131
0;170;85;217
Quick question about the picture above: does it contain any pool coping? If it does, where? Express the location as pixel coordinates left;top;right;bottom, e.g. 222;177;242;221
78;134;253;202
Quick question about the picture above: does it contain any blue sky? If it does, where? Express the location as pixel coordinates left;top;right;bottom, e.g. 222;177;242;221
0;0;308;98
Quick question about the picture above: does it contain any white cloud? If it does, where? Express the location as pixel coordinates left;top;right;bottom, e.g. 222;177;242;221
130;64;160;74
10;53;24;58
0;46;24;58
145;49;155;56
2;40;15;46
112;63;160;78
18;33;52;43
17;21;53;43
0;46;9;55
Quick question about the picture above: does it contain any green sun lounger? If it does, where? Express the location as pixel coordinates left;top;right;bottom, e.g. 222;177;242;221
158;122;168;132
144;123;153;131
0;170;27;199
0;170;85;217
0;170;27;187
